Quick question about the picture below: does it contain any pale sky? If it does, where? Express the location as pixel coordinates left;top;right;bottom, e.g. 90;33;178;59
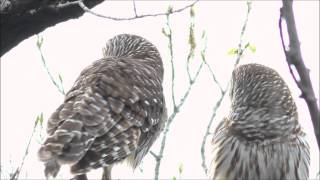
1;1;319;179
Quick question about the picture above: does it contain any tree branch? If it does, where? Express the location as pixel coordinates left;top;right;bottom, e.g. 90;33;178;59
164;9;177;109
132;0;138;17
9;114;43;180
0;0;104;57
279;0;320;149
1;0;198;57
36;35;65;95
200;0;252;174
152;6;204;180
77;0;199;21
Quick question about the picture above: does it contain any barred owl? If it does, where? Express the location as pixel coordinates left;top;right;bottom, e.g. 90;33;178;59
210;63;310;180
38;34;167;180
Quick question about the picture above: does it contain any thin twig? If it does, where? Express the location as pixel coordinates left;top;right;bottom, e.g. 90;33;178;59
154;63;204;180
36;35;65;95
149;151;160;160
200;0;252;174
279;0;319;149
200;33;224;94
165;13;177;109
9;115;41;180
132;0;138;17
77;0;199;21
152;5;204;180
200;90;227;174
235;0;252;67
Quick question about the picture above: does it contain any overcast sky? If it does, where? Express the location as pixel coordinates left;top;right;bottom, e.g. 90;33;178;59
1;1;319;179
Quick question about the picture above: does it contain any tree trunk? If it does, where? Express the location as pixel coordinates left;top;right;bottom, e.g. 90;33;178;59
0;0;104;57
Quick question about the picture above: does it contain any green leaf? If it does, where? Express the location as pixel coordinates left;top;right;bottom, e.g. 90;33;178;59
178;163;184;174
227;48;238;55
39;113;44;125
248;44;256;53
190;6;195;17
172;176;177;180
162;26;171;37
244;43;256;53
36;35;43;48
58;74;63;83
35;113;44;127
201;31;207;39
245;42;250;49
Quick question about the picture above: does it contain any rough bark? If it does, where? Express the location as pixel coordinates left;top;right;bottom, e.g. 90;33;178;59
279;0;320;149
0;0;104;57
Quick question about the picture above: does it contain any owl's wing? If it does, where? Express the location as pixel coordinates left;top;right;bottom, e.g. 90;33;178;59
38;57;166;176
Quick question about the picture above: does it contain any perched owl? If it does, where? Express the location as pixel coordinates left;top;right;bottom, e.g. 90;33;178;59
210;63;310;180
38;34;167;180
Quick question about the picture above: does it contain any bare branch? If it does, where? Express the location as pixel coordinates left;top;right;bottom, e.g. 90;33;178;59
77;0;199;21
132;0;138;17
200;0;252;174
152;6;204;180
164;12;177;109
36;35;65;95
149;151;160;160
1;0;104;57
200;90;226;174
279;0;320;149
234;0;252;67
10;114;43;180
154;63;203;180
200;32;224;94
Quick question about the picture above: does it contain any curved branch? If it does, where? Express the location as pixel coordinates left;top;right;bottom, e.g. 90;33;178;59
77;0;199;21
279;0;320;149
0;0;198;57
0;0;104;57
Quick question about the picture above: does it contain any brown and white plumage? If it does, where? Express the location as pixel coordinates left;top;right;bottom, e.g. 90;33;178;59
38;34;167;179
210;63;310;180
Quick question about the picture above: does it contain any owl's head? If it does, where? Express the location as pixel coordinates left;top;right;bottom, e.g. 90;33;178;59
230;63;296;114
229;63;298;139
103;34;161;62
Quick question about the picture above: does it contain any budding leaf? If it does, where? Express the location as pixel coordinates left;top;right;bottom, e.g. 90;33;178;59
167;6;173;14
58;74;63;83
178;163;184;174
248;44;256;53
36;35;43;48
190;6;195;17
35;113;44;127
228;48;238;55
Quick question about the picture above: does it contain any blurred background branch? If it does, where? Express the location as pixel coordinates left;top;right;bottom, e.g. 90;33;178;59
200;0;252;174
151;5;205;180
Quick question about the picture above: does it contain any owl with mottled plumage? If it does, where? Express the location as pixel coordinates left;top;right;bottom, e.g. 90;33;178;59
210;63;310;180
38;34;167;180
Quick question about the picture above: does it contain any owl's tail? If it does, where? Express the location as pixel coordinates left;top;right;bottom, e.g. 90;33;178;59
43;159;60;178
37;115;94;178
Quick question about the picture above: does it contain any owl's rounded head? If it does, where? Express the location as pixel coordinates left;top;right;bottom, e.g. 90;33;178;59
103;34;161;61
229;63;299;140
230;63;296;113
